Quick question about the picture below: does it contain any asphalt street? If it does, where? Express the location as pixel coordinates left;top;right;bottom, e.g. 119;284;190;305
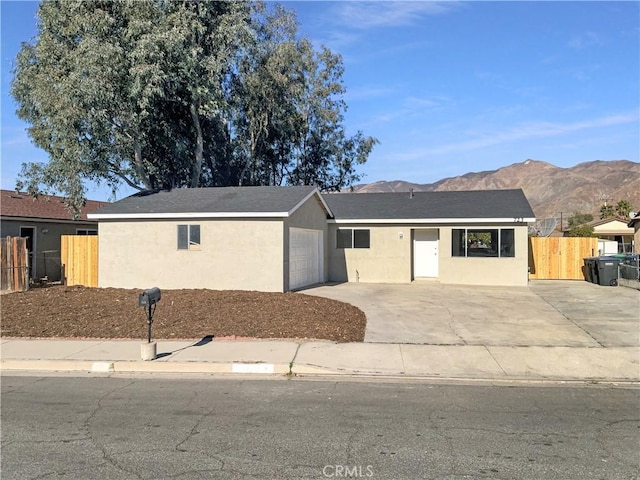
1;376;638;479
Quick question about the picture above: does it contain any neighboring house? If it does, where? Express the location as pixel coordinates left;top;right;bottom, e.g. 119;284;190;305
628;215;640;254
588;217;635;253
0;190;106;281
90;186;535;291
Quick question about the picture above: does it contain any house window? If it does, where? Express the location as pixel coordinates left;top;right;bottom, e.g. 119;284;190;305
337;229;370;249
177;225;200;250
452;228;515;258
76;229;97;235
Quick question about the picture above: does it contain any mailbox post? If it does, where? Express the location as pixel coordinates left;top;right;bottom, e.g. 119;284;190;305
139;287;161;360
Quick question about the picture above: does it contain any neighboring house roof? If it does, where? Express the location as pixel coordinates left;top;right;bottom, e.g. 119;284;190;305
323;189;536;223
89;186;332;219
588;217;634;235
0;190;106;222
628;215;640;228
588;217;630;228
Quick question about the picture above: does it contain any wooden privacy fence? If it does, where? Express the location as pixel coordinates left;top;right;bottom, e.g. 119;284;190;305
528;237;598;280
61;235;98;287
1;236;29;292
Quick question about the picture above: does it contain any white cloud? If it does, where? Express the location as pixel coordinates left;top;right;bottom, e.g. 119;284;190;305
391;112;639;159
344;85;398;101
334;1;460;30
404;95;451;110
568;31;604;50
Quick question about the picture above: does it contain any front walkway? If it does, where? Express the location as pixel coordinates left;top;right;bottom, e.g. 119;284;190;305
303;280;640;347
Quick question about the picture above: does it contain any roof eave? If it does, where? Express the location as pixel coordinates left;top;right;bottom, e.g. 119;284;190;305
0;214;96;224
329;217;537;224
88;211;289;220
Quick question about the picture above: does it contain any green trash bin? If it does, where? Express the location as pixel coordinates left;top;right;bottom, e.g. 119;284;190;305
595;257;622;286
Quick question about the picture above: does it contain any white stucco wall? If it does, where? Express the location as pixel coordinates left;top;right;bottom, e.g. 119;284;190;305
328;223;530;286
98;218;284;291
328;224;413;283
438;225;530;286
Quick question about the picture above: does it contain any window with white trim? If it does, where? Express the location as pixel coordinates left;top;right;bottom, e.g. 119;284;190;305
452;228;515;257
337;229;370;249
177;225;200;250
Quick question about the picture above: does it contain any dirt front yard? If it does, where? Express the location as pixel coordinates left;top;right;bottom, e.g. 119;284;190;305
1;286;366;343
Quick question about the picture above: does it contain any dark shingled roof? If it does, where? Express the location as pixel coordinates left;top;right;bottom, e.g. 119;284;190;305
322;189;535;220
91;186;535;221
91;186;320;216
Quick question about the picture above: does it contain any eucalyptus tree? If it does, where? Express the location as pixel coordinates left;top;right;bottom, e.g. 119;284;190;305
230;4;305;187
12;0;166;209
289;43;378;191
231;5;377;190
12;0;251;209
146;0;252;188
12;0;377;215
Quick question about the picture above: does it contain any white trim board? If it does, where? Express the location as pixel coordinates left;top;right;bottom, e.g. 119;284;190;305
329;217;536;224
88;211;290;220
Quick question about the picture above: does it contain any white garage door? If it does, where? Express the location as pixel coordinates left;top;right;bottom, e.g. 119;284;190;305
289;228;323;290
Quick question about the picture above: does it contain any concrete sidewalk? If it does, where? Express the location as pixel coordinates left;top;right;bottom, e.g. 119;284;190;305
1;338;638;382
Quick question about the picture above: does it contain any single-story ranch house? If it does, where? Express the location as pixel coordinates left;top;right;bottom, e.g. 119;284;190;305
1;189;106;282
88;186;536;291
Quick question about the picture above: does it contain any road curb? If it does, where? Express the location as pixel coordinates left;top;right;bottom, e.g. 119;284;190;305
2;359;639;385
0;360;291;376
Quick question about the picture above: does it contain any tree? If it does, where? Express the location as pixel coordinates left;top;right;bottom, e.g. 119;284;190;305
11;1;376;215
615;200;633;219
12;1;160;211
568;224;596;237
597;199;635;221
599;203;616;219
230;5;377;190
288;45;378;191
567;212;593;228
140;0;253;188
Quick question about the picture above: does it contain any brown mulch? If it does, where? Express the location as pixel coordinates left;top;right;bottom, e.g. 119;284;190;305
0;286;366;343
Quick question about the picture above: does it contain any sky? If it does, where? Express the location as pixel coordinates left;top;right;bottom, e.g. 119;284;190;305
1;1;639;202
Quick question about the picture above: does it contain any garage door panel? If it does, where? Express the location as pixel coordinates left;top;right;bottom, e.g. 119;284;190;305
289;228;323;290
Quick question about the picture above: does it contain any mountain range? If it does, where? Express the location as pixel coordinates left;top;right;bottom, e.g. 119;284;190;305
352;160;640;221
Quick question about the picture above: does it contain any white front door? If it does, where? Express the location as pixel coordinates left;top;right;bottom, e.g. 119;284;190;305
414;229;439;278
289;228;323;290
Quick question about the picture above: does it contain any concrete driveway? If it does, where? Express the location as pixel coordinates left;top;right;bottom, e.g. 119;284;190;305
303;280;639;347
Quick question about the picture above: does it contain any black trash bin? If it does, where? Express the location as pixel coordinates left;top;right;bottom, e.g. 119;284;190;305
583;257;598;283
595;256;622;286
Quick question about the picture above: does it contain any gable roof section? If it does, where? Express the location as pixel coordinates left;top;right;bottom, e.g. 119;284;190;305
588;216;634;235
0;190;106;222
588;217;631;228
323;189;536;223
89;186;332;220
